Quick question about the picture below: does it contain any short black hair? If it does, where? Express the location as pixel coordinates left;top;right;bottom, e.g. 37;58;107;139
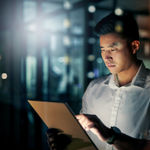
94;11;139;42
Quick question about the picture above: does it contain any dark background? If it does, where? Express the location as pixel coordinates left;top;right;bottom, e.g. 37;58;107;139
0;0;150;149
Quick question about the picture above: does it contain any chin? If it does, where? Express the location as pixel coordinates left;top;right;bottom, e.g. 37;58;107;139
108;69;119;74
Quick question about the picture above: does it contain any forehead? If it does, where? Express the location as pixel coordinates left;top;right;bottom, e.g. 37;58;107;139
99;33;127;48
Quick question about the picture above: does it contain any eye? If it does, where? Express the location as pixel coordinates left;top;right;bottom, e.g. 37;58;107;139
111;49;117;52
101;49;105;52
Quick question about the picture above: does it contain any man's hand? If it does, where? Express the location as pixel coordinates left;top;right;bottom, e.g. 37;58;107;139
76;114;111;142
46;128;72;150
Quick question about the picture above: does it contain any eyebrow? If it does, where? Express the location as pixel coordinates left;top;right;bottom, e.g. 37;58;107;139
100;42;119;49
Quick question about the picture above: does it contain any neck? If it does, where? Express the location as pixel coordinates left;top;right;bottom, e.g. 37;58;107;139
116;61;141;87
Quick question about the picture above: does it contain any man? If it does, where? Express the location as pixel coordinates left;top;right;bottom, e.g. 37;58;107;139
47;10;150;150
47;115;150;150
76;114;150;150
78;10;150;150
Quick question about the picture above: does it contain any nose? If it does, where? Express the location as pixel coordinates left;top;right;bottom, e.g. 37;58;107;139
102;51;112;60
105;55;112;60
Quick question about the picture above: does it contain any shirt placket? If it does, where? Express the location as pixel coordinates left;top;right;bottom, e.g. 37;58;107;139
106;88;122;150
110;88;122;126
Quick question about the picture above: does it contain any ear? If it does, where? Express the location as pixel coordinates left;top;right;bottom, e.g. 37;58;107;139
131;40;140;54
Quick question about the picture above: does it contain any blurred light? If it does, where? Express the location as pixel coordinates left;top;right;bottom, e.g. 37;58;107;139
58;56;71;64
1;73;8;79
97;57;103;64
144;42;150;56
114;8;123;16
72;37;83;46
88;5;96;13
64;56;71;64
88;37;96;44
94;68;99;78
0;55;2;60
104;68;110;74
43;20;51;30
115;21;123;33
27;112;34;124
58;57;64;63
27;24;37;32
87;55;95;61
72;24;82;34
53;66;62;74
63;36;71;46
77;84;82;89
50;35;57;51
139;29;150;38
88;20;96;27
87;72;95;79
63;0;72;10
63;18;71;28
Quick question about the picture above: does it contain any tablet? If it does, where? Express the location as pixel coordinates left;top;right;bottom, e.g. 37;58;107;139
28;100;98;150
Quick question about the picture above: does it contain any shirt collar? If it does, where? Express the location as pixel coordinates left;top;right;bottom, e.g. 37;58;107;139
107;62;147;89
131;62;147;88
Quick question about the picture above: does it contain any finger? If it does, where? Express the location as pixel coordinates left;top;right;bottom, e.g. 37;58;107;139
76;114;86;124
76;115;88;129
76;115;94;131
75;114;85;120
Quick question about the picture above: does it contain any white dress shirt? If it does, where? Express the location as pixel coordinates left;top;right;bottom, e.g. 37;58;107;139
80;62;150;150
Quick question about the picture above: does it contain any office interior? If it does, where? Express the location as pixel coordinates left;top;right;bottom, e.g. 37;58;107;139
0;0;150;149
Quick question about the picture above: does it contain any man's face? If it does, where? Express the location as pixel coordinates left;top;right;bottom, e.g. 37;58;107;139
100;33;135;75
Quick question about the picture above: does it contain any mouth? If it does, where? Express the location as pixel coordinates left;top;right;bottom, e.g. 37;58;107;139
106;63;116;68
